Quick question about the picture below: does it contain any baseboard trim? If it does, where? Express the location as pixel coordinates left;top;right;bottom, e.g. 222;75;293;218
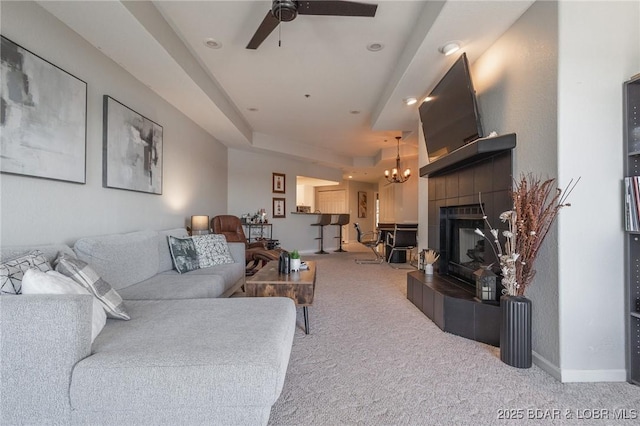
533;351;561;381
560;369;627;383
533;351;627;382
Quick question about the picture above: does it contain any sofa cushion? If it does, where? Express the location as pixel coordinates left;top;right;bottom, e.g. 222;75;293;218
157;228;190;273
74;231;159;290
174;262;244;291
21;269;106;343
116;273;226;300
167;236;199;274
70;297;296;412
55;254;130;320
192;234;234;268
0;250;52;294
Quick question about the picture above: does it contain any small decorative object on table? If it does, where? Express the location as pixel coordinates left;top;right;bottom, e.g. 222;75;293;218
420;249;439;275
278;251;290;274
476;174;579;368
290;250;301;272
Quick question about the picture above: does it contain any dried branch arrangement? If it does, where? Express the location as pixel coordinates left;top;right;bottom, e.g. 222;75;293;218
511;174;579;295
476;174;579;296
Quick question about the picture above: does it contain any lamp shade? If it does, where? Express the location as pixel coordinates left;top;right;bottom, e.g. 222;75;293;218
191;215;210;235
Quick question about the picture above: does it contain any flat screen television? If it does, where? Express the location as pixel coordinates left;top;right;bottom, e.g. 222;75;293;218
419;52;483;162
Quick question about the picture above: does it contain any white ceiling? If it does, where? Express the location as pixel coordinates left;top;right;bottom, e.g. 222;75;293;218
39;0;534;183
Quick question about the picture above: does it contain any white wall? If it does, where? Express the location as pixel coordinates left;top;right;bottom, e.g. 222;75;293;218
227;148;343;253
0;2;228;247
473;0;561;375
417;125;429;251
557;0;640;382
467;0;640;382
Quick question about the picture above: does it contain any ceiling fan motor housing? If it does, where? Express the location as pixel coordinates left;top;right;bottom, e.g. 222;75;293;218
272;0;298;22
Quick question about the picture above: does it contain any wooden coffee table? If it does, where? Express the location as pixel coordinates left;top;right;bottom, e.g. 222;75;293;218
245;261;316;334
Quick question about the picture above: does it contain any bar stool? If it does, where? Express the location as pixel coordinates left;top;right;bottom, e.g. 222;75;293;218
330;214;350;252
311;213;332;254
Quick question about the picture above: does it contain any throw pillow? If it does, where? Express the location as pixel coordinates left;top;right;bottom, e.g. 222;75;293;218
21;269;107;343
167;236;200;273
192;234;235;268
54;254;130;320
0;250;52;294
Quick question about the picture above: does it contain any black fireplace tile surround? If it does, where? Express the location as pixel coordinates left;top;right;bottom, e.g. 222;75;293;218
409;149;514;346
427;151;513;250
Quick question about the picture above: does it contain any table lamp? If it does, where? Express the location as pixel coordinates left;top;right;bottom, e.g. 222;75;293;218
191;215;210;235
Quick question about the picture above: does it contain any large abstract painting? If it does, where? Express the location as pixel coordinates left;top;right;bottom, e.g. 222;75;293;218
0;36;87;183
103;95;163;194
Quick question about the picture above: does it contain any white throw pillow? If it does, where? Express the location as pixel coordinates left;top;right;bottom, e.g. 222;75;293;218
21;269;107;343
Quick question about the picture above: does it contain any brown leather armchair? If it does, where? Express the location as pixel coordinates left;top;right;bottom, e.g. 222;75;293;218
211;215;280;274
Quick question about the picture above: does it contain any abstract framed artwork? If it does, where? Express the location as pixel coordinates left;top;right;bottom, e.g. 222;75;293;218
272;172;285;193
273;197;286;218
358;191;367;218
103;95;163;195
0;36;87;183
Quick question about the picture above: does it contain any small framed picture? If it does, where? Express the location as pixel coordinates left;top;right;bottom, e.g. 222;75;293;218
273;197;286;218
358;191;367;218
272;172;286;193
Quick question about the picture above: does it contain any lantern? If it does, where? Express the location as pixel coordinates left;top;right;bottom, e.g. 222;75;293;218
474;266;497;301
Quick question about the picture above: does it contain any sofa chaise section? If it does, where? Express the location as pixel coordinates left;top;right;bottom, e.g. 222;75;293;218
72;297;296;424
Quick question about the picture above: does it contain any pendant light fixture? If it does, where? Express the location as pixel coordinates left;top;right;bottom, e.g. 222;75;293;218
384;136;411;183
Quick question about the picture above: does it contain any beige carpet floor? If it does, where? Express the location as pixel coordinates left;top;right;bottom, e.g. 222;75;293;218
267;244;640;425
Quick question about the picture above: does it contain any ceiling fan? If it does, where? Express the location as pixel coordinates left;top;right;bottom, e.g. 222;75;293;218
247;1;378;50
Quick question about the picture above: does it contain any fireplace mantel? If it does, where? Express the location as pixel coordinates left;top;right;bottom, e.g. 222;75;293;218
419;133;516;177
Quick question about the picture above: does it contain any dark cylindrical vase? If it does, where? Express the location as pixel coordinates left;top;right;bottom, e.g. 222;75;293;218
500;295;532;368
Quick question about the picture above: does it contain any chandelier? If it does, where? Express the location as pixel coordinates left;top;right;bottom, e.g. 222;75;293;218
384;136;411;183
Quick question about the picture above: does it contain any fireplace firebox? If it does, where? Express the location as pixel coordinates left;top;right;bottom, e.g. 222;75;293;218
439;204;498;288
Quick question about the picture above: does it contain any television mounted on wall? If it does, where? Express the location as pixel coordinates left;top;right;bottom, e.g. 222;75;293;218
419;52;483;162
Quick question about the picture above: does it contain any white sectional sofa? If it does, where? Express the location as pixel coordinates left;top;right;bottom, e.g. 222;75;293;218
0;228;296;425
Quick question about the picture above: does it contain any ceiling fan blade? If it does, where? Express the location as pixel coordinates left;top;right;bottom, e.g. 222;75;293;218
297;1;377;17
246;11;280;50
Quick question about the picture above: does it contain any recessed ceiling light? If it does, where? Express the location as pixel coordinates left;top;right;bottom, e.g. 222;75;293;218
423;96;433;103
366;42;384;52
348;175;353;179
403;97;418;106
350;110;361;115
247;107;259;112
438;42;460;56
203;38;222;49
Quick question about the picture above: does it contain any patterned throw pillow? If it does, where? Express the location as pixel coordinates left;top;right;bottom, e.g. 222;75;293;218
192;234;235;268
54;253;130;320
0;250;52;294
167;236;200;274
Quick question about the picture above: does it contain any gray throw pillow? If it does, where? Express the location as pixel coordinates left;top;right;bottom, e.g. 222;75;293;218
55;253;130;320
167;236;200;274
